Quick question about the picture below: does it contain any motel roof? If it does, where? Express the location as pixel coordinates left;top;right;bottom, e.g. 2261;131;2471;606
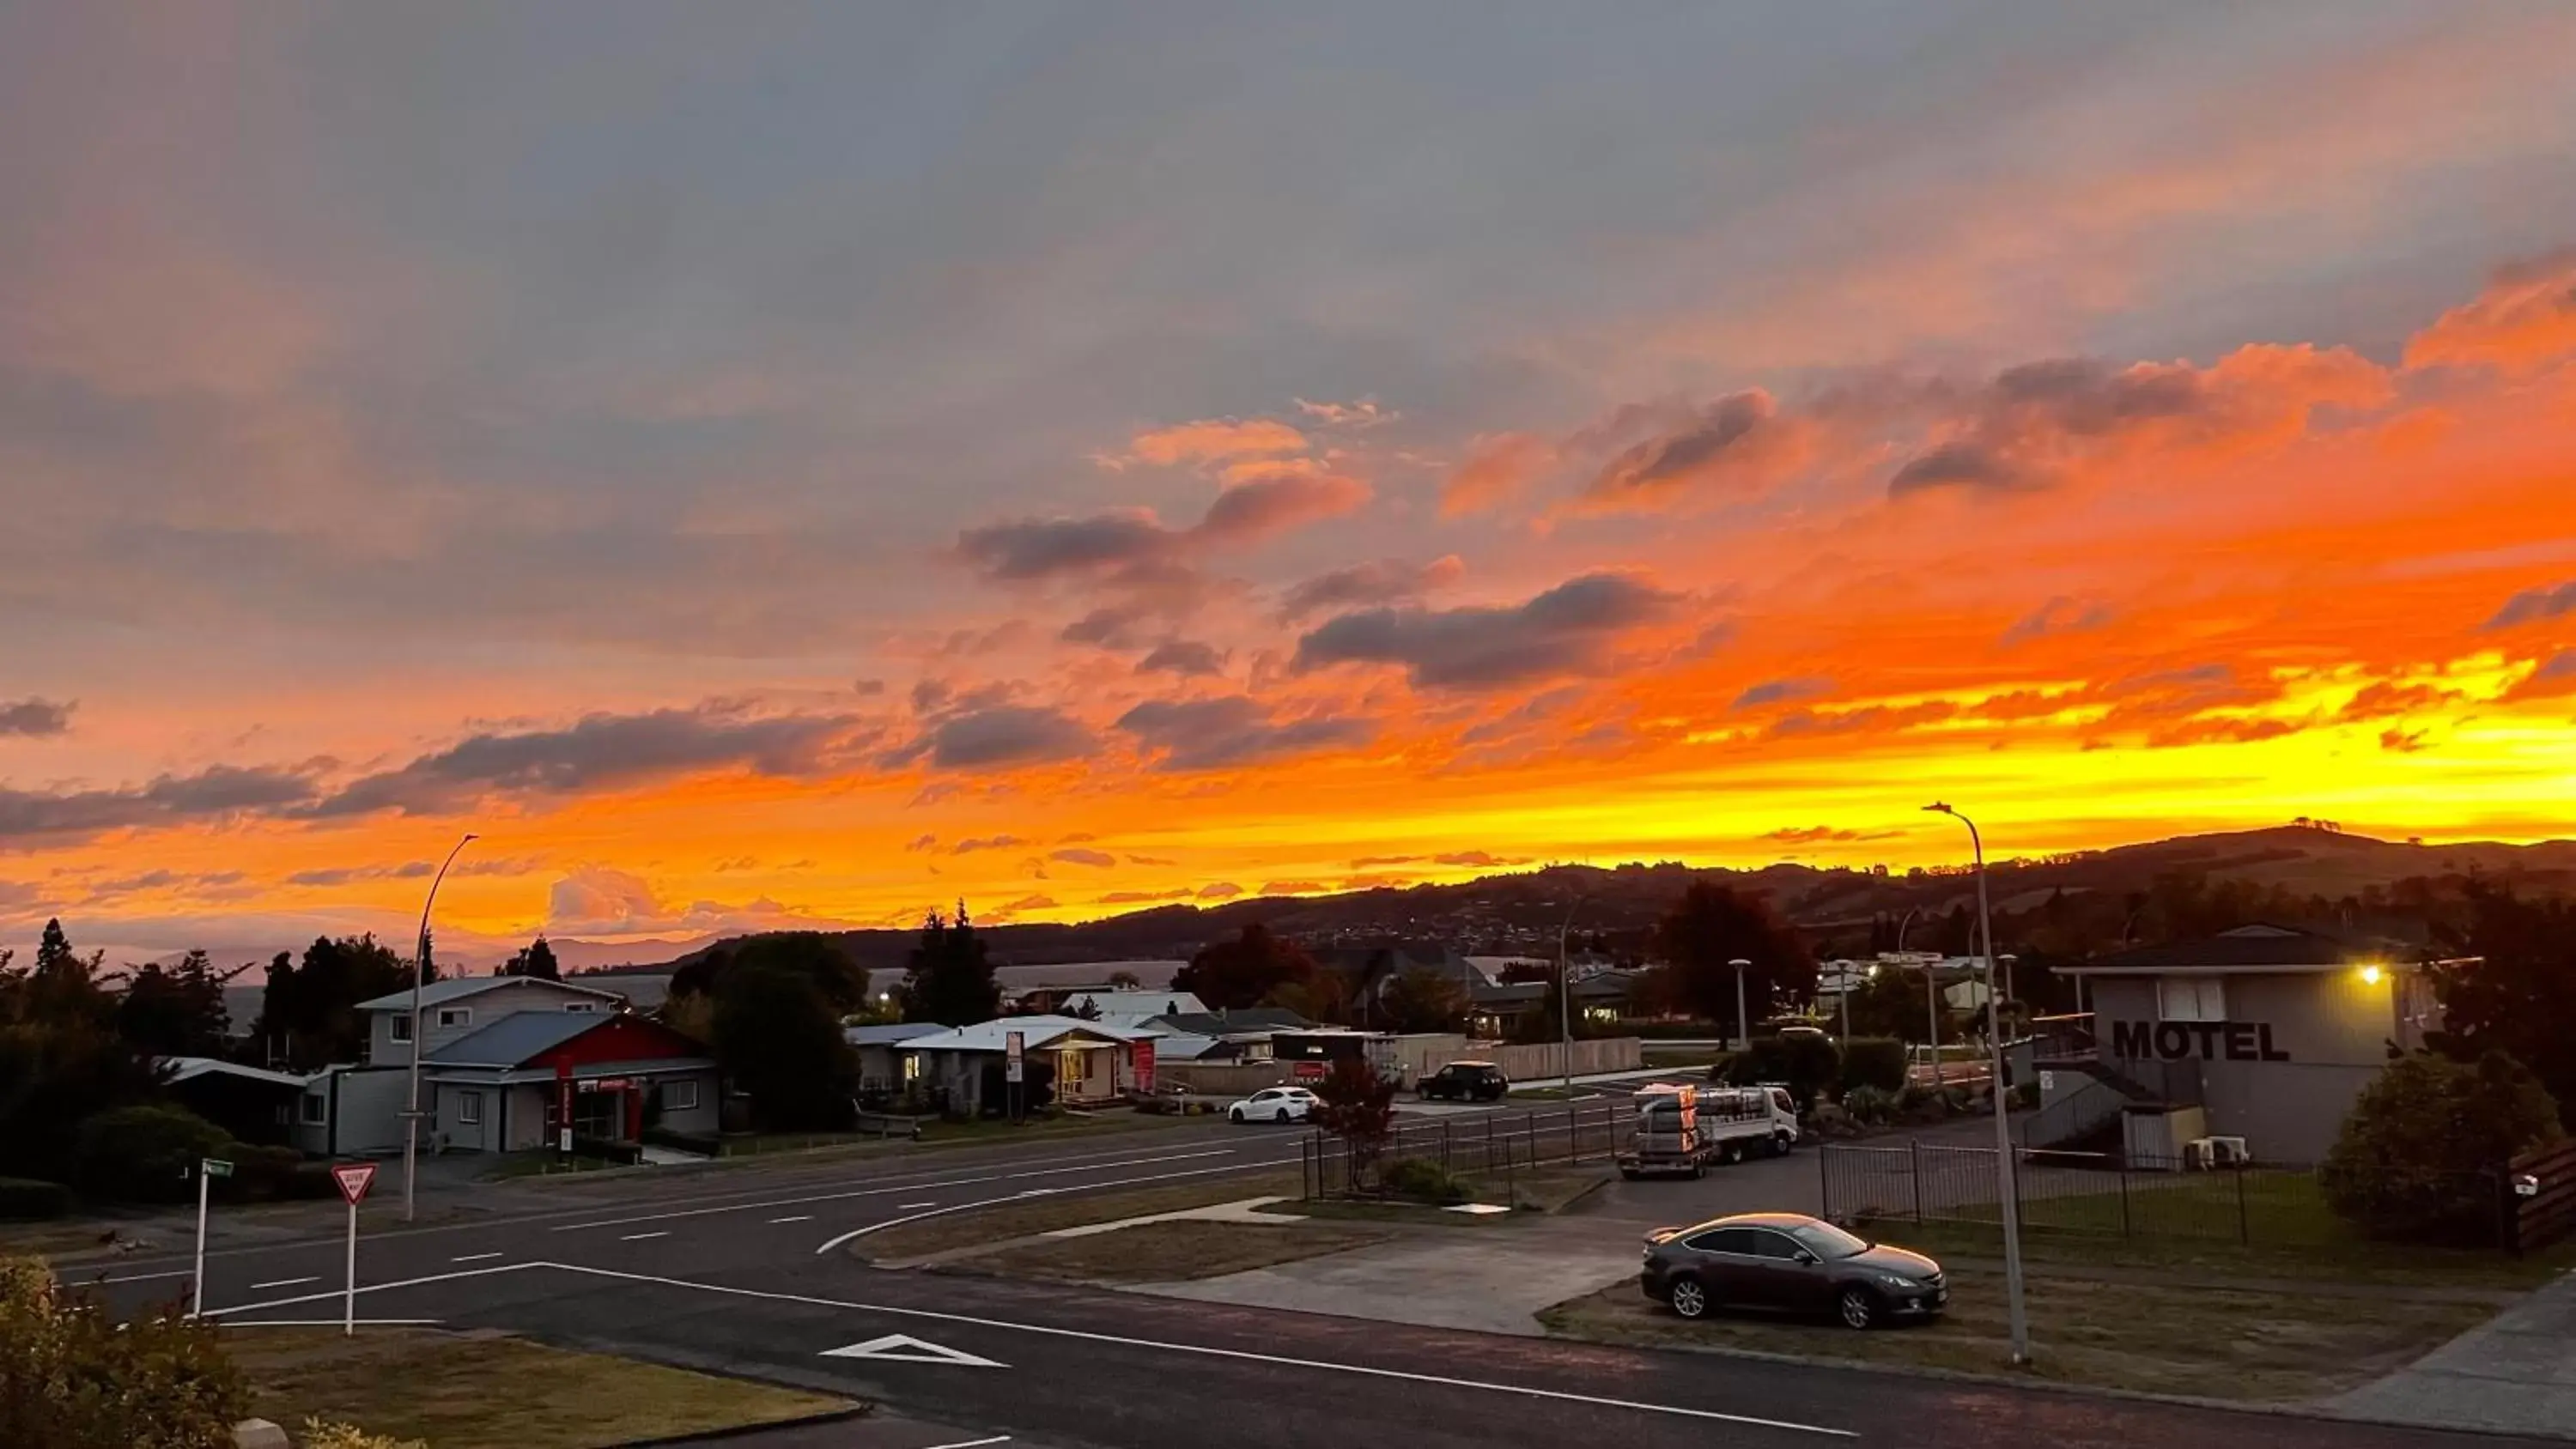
2062;924;2433;976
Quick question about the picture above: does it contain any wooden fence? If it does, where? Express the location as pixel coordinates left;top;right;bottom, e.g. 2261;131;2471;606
2512;1138;2576;1252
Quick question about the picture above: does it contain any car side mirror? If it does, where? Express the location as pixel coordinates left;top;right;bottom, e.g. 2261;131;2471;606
1793;1250;1820;1266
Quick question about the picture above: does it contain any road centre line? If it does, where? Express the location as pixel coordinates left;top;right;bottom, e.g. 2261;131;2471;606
249;1276;319;1290
769;1216;814;1223
452;1252;504;1263
896;1202;938;1210
544;1262;1853;1439
95;1270;193;1285
920;1438;1011;1449
201;1261;546;1319
553;1147;1241;1234
814;1160;1359;1256
620;1232;670;1241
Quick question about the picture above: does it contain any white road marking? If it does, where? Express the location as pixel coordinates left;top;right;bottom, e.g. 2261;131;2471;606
769;1216;814;1224
452;1252;504;1263
814;1160;1296;1256
920;1438;1012;1449
552;1147;1236;1234
201;1261;546;1319
620;1232;670;1241
217;1319;441;1328
546;1263;1852;1438
249;1276;319;1290
821;1332;1006;1367
896;1202;938;1210
96;1270;193;1284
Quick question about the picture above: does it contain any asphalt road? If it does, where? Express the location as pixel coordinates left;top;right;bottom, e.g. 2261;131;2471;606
66;1113;2549;1449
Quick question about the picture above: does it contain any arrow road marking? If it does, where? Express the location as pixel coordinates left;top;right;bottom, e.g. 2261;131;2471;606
821;1332;1007;1368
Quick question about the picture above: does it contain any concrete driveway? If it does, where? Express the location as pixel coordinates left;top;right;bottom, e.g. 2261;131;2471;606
2328;1269;2576;1440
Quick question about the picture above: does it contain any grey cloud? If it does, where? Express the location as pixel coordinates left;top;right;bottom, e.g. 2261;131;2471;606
1115;695;1373;771
1277;556;1465;622
1586;391;1783;500
286;861;440;887
955;512;1176;581
2002;597;2116;646
951;834;1028;855
1990;357;2207;433
1191;474;1368;543
2485;580;2576;630
0;698;75;737
311;706;864;817
1136;640;1227;677
886;706;1096;770
0;765;320;848
1292;573;1677;689
1050;848;1117;868
1198;882;1243;900
1890;441;2020;495
1732;676;1834;709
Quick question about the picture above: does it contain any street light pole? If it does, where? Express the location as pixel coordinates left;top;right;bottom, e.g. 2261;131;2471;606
1728;957;1752;1053
403;832;477;1223
1926;802;2030;1365
1557;898;1583;1095
1897;905;1937;1085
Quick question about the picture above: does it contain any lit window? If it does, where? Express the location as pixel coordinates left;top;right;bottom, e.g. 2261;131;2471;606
661;1080;701;1112
455;1090;483;1126
2157;976;2227;1022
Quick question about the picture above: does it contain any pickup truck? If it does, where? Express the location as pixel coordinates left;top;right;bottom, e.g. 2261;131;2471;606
1615;1083;1801;1180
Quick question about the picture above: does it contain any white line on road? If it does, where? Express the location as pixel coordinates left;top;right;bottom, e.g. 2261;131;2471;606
769;1216;814;1224
202;1261;546;1319
452;1252;504;1263
813;1158;1303;1256
218;1319;441;1328
544;1263;1853;1439
95;1270;193;1285
552;1147;1237;1234
619;1232;670;1241
248;1276;319;1290
920;1438;1012;1449
895;1202;938;1210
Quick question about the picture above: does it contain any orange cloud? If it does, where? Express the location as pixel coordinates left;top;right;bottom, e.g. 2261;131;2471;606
1120;417;1309;467
2405;251;2576;377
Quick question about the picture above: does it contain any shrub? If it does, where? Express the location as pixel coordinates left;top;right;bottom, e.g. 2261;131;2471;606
303;1423;426;1449
1381;1156;1468;1204
0;1177;72;1221
71;1105;230;1204
0;1254;243;1446
2007;1081;2039;1112
2322;1051;2561;1245
1839;1038;1908;1095
1840;1085;1899;1126
1718;1034;1843;1111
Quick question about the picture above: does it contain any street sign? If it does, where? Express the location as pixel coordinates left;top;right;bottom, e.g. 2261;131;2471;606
1006;1029;1026;1085
202;1158;234;1180
821;1333;1006;1368
331;1162;378;1206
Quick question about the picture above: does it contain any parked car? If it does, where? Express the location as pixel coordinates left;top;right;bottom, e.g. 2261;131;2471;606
1227;1086;1320;1124
1639;1212;1945;1330
1417;1061;1510;1102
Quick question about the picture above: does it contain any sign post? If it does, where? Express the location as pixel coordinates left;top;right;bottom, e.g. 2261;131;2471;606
331;1162;378;1337
1005;1030;1025;1123
191;1157;231;1318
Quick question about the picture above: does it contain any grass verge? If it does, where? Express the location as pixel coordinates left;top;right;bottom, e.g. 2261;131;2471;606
1851;1214;2576;1291
1540;1262;2500;1402
1261;1166;1612;1226
855;1171;1301;1261
969;1218;1391;1283
223;1325;851;1447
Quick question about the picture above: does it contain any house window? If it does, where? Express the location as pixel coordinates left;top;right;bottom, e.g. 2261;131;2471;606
435;1007;472;1030
301;1093;328;1125
2157;976;2227;1022
455;1090;483;1126
389;1016;413;1044
562;1002;599;1014
660;1080;701;1112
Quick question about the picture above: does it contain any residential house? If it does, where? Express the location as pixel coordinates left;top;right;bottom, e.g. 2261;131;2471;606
421;1011;718;1153
897;1015;1159;1114
999;961;1188;1013
1057;989;1208;1031
1139;1006;1311;1063
355;975;627;1066
846;1022;948;1094
157;1057;309;1148
1467;971;1643;1038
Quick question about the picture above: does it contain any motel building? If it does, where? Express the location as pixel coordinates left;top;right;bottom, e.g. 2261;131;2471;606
2032;924;2451;1166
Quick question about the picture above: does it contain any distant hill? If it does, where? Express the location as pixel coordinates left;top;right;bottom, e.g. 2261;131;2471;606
602;825;2576;973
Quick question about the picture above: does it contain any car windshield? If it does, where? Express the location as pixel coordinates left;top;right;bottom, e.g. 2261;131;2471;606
1783;1222;1870;1259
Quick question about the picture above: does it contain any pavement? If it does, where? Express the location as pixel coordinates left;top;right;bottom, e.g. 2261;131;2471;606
1132;1217;1640;1337
2329;1269;2576;1437
61;1111;2573;1449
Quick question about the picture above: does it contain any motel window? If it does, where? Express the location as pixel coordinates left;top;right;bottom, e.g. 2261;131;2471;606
389;1016;413;1043
661;1080;702;1112
455;1090;483;1126
902;1055;921;1082
435;1007;473;1030
301;1093;328;1125
2157;976;2227;1022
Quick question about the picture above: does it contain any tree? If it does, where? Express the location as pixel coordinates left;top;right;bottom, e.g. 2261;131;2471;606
2428;887;2576;1131
501;935;561;981
1653;884;1815;1033
1261;970;1353;1028
114;950;231;1059
0;1255;243;1447
1105;969;1143;990
1309;1058;1397;1192
1175;923;1316;1009
2321;1052;2561;1243
901;906;1000;1025
711;964;857;1131
1070;997;1103;1022
1842;965;1950;1043
1375;967;1467;1034
252;936;411;1069
0;936;161;1185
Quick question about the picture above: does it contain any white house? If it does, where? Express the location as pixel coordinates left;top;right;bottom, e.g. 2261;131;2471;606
354;975;629;1066
898;1015;1161;1113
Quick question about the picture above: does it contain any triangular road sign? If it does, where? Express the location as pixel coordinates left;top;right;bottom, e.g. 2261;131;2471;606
820;1333;1006;1368
331;1162;378;1206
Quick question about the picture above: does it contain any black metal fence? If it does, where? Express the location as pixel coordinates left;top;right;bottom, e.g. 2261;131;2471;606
1302;1101;1628;1199
1818;1142;2509;1250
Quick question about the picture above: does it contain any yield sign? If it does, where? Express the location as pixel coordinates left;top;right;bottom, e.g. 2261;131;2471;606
821;1333;1006;1368
331;1162;379;1206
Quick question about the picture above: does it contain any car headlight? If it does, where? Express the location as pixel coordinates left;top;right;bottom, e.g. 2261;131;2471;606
1871;1272;1918;1291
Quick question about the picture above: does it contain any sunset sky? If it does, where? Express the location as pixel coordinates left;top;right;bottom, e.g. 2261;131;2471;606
4;3;2575;967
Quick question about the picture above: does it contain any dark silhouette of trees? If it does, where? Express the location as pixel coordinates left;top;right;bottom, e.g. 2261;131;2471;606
901;905;1000;1026
112;949;232;1058
252;935;412;1069
1653;884;1815;1032
0;923;160;1185
1175;923;1317;1009
2429;887;2576;1131
1376;967;1467;1034
501;935;561;980
711;963;857;1131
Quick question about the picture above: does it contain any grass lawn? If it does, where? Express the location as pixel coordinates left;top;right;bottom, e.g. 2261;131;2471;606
854;1170;1302;1261
723;1107;1194;1158
1641;1045;1722;1070
1266;1166;1612;1226
223;1326;851;1447
1540;1262;2501;1403
1852;1214;2576;1292
1933;1165;2349;1247
970;1218;1391;1283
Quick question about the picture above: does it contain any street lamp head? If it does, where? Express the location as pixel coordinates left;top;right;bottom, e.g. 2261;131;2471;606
1923;802;1955;817
1728;957;1752;968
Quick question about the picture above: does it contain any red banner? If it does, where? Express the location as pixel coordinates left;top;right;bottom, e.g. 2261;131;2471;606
1130;1039;1156;1094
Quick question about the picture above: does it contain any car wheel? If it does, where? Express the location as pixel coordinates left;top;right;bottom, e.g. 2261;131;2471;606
1720;1140;1743;1165
1774;1131;1795;1156
1275;1106;1291;1124
1838;1285;1878;1331
1668;1276;1712;1320
1230;1108;1244;1124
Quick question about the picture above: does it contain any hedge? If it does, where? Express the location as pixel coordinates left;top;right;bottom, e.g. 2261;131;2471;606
1839;1038;1908;1095
72;1105;231;1203
0;1177;73;1221
1717;1034;1843;1112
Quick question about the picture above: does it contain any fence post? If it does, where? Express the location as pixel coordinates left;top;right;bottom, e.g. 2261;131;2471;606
1818;1143;1832;1219
1486;1114;1496;1173
2235;1163;2250;1246
1910;1138;1924;1224
2118;1161;2131;1239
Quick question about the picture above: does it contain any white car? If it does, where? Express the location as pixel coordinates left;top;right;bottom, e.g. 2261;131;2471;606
1228;1086;1320;1125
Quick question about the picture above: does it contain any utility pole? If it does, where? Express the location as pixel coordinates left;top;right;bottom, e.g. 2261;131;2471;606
403;833;476;1222
1557;895;1584;1094
1729;958;1752;1053
1927;802;2031;1365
